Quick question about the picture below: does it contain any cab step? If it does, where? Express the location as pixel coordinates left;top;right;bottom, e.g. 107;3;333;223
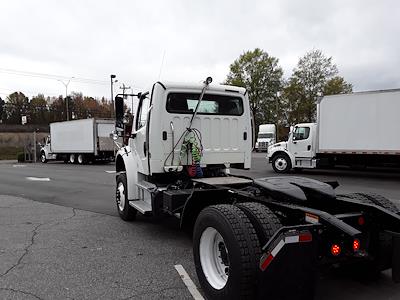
129;200;152;214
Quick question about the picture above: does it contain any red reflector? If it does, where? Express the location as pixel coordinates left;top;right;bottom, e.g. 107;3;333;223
299;233;312;242
353;239;360;251
260;254;274;271
358;216;365;226
331;244;341;256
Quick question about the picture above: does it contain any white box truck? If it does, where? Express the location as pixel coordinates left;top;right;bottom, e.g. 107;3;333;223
255;124;276;152
40;118;115;164
267;89;400;172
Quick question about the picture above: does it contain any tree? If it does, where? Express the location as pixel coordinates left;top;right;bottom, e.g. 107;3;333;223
323;76;353;95
29;94;49;124
0;97;4;123
225;48;284;128
283;50;352;123
4;92;29;124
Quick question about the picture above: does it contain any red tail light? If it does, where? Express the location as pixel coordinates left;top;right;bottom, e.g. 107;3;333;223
331;244;341;256
353;239;360;251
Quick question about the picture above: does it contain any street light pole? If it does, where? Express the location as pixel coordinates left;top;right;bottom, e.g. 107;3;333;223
58;78;74;121
110;74;117;118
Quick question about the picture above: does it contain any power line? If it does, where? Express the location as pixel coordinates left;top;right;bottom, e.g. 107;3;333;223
0;67;109;85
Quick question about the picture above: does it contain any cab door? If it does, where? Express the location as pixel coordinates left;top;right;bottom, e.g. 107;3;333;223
289;126;313;158
131;94;150;175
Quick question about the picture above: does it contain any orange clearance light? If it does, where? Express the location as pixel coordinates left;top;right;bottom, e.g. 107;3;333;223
358;216;365;226
331;244;341;256
353;239;360;251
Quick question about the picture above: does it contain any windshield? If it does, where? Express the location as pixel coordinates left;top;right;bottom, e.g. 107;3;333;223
258;133;274;139
166;93;244;116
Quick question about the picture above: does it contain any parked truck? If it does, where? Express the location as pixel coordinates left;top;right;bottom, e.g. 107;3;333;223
267;89;400;173
112;78;400;299
40;118;115;164
255;124;276;152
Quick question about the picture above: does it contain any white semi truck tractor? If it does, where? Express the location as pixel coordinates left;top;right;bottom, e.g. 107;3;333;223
112;79;400;299
40;118;115;164
255;124;276;152
267;89;400;173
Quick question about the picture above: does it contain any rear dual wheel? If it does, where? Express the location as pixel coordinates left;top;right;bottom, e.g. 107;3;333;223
193;203;282;300
69;154;86;164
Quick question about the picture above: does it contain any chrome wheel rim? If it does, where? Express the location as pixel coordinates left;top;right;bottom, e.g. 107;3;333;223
275;157;287;171
77;154;83;164
69;154;75;163
41;154;46;162
117;182;125;211
199;227;229;290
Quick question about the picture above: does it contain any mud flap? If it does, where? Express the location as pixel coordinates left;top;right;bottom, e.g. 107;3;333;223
392;231;400;283
257;229;318;300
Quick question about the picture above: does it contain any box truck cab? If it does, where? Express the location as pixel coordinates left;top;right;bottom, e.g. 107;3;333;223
267;123;317;172
255;124;276;152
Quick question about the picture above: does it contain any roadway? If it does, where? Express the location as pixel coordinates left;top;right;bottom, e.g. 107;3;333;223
0;153;399;299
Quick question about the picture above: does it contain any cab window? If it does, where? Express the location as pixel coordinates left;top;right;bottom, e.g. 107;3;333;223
136;95;150;130
293;127;310;140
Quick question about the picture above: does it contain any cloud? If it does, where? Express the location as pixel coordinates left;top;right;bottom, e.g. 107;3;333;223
0;0;399;99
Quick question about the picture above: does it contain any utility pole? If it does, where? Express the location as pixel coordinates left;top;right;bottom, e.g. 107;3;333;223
120;83;131;98
58;77;74;121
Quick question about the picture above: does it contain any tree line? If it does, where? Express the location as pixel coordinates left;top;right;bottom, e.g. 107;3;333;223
0;92;112;125
225;49;352;130
0;48;351;128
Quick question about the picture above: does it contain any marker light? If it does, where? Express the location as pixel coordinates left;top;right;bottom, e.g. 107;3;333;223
331;244;341;256
353;239;360;251
358;216;365;226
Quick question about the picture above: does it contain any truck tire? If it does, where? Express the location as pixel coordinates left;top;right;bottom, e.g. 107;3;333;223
193;204;261;300
116;173;137;221
338;193;399;214
272;153;291;173
236;202;282;247
69;154;76;164
77;154;85;165
40;152;47;163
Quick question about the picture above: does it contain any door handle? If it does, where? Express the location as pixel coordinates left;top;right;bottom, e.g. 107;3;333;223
307;145;311;151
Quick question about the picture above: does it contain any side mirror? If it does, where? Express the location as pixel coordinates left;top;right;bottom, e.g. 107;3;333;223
115;96;124;129
110;132;119;141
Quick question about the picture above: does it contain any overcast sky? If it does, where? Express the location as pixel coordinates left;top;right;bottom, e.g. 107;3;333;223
0;0;399;100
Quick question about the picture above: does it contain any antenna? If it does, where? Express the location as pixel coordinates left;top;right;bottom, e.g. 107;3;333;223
158;50;166;80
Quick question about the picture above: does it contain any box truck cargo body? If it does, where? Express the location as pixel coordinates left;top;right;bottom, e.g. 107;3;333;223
40;118;115;164
267;89;400;172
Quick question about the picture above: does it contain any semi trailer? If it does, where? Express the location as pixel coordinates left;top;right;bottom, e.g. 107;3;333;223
112;78;400;299
267;89;400;173
40;118;115;164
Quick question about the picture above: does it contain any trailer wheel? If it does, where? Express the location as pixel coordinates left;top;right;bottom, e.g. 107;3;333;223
116;173;137;221
193;205;260;300
236;202;282;246
77;154;85;165
40;152;47;163
272;153;291;173
69;154;76;164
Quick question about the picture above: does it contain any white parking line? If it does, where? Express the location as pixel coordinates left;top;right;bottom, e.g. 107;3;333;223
105;170;116;174
13;164;26;168
174;264;204;300
26;177;51;181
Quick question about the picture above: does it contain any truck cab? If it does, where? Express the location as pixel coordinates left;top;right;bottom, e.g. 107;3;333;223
255;124;276;152
114;79;252;214
267;123;317;173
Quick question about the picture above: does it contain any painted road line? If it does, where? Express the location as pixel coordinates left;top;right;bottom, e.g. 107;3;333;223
105;170;116;174
13;164;26;168
26;177;51;181
174;264;204;300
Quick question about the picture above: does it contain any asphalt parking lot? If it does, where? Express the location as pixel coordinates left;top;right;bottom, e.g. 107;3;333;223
1;153;400;299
